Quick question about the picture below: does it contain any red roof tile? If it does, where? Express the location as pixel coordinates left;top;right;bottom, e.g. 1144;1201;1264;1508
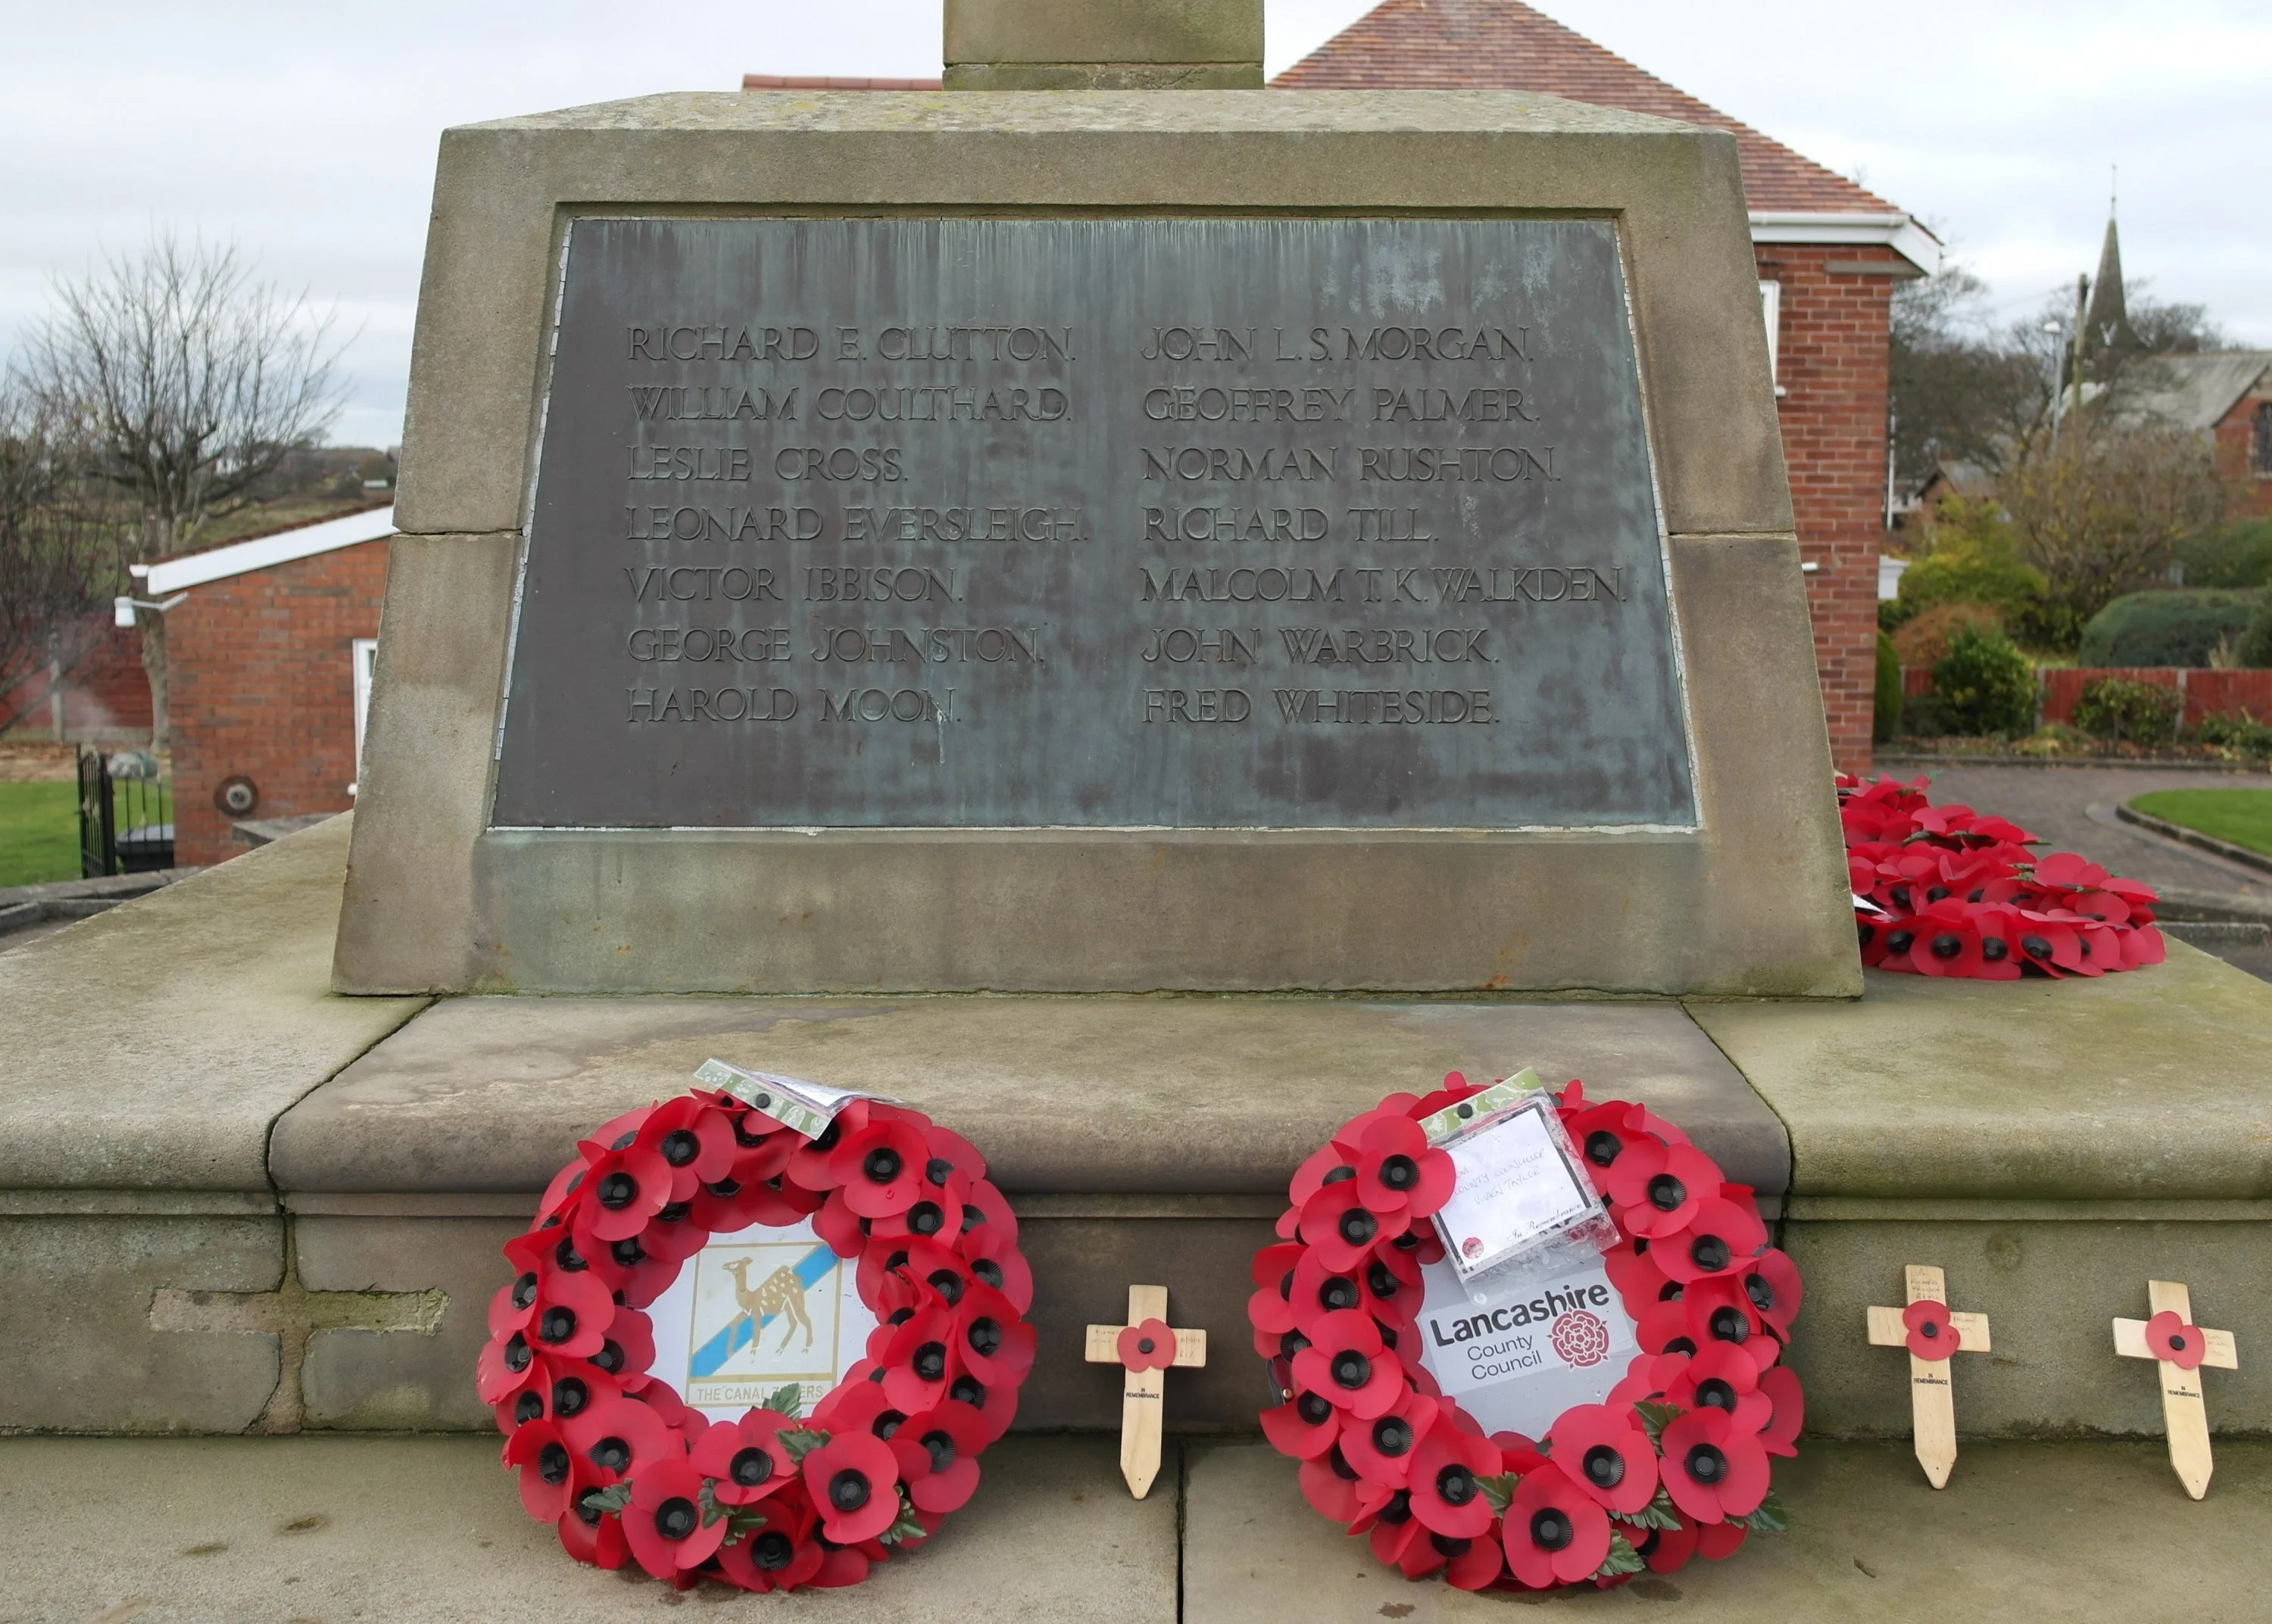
1275;0;1896;216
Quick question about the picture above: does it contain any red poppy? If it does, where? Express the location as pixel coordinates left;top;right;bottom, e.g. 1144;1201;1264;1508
1562;1100;1654;1197
475;1329;545;1408
1604;1241;1675;1311
1697;1520;1749;1560
1359;1239;1422;1332
1664;1343;1771;1435
1603;1140;1721;1239
555;1492;632;1571
1503;1463;1612;1588
1117;1317;1178;1373
623;1455;726;1576
1902;1298;1961;1362
955;1281;1037;1389
957;1175;1021;1245
2144;1310;2208;1371
866;1177;966;1249
712;1493;825;1593
569;1139;673;1243
1759;1365;1804;1458
1297;1448;1379;1523
1635;1515;1697;1575
1543;1403;1658;1516
960;1221;1035;1314
688;1411;795;1505
1654;1197;1768;1285
1337;1386;1439;1486
1289;1248;1374;1340
900;1400;988;1513
811;1545;873;1588
1406;1420;1499;1538
1672;1278;1780;1373
561;1390;679;1485
801;1431;902;1545
1906;900;1985;978
1259;1390;1343;1460
576;1223;685;1310
1432;1531;1506;1591
634;1096;737;1202
1289;1142;1358;1209
1298;1177;1406;1273
1248;1242;1303;1342
782;1101;866;1190
829;1115;930;1219
1737;1248;1803;1336
878;1303;958;1416
504;1417;585;1522
1660;1407;1771;1523
1354;1114;1457;1220
1356;1489;1424;1564
1290;1310;1403;1421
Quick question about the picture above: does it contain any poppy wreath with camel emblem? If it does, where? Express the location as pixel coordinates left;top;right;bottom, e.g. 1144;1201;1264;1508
1251;1075;1802;1593
476;1086;1036;1592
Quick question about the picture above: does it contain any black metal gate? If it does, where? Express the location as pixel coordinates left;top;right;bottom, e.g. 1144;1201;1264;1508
78;748;175;877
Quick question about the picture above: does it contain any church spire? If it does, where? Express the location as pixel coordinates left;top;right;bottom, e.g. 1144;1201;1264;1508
2082;179;2139;357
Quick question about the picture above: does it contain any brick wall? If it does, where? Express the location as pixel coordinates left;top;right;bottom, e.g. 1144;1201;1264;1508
1758;243;1899;775
167;541;389;867
2213;391;2272;520
0;619;154;740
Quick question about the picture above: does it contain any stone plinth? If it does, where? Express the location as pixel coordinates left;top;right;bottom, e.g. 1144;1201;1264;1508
944;0;1264;89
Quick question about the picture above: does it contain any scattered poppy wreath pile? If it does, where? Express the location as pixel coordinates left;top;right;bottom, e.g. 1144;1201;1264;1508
1840;774;2165;978
476;1088;1035;1593
1251;1077;1802;1593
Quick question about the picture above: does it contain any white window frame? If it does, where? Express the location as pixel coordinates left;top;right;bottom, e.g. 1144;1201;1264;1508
1759;280;1787;397
351;637;379;796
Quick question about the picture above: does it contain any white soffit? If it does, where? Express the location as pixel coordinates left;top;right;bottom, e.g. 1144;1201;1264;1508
142;506;396;596
1749;212;1942;276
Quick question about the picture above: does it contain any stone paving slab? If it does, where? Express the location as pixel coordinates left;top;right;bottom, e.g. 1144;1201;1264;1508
273;994;1787;1197
1182;1438;2272;1623
1688;940;2272;1200
0;816;427;1194
0;1435;1175;1624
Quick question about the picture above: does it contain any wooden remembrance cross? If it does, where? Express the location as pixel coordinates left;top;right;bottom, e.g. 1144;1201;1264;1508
1085;1285;1206;1498
1866;1264;1992;1488
2112;1280;2240;1500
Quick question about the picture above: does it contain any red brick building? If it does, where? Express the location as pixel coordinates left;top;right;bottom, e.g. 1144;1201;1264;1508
140;507;394;866
2123;351;2272;521
1275;0;1937;771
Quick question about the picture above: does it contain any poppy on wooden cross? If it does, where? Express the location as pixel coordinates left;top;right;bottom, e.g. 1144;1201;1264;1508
1084;1284;1206;1498
2112;1280;2239;1501
1865;1263;1992;1488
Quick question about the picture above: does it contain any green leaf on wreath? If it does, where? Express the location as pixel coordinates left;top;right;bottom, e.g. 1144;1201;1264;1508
1593;1532;1646;1580
1609;1490;1681;1532
776;1426;830;1466
1631;1401;1686;1444
758;1382;804;1417
720;1507;770;1545
875;1488;927;1548
1475;1472;1519;1514
582;1482;633;1516
1737;1490;1789;1534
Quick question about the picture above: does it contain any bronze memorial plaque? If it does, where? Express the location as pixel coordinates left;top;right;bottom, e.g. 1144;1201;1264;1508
492;217;1694;828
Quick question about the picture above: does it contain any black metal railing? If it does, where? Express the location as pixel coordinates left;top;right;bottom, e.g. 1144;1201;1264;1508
78;747;174;877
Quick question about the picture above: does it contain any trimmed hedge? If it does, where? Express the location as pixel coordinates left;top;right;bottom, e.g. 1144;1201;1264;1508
1932;625;2036;737
1873;630;1902;743
2078;589;2262;668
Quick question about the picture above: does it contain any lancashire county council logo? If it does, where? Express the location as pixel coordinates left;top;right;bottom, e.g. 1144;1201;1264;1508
1550;1308;1612;1368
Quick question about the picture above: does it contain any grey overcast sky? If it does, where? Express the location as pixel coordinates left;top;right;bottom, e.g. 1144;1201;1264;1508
2;0;2263;449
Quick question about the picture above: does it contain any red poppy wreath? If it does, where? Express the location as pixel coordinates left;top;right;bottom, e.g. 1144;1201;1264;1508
1251;1074;1802;1593
476;1084;1035;1592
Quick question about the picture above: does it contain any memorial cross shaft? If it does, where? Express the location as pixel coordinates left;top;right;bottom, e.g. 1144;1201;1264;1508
1865;1264;1991;1488
944;0;1264;89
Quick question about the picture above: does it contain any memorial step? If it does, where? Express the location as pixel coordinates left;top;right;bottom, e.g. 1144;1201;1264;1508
4;818;2268;1442
5;1435;2261;1622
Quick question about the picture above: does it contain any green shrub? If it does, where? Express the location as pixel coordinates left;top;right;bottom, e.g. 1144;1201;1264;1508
2174;519;2272;589
2071;678;2181;744
1891;600;2003;669
2241;594;2272;669
1873;629;1902;743
2078;589;2262;668
1931;625;2036;736
2194;710;2272;759
1895;497;2054;628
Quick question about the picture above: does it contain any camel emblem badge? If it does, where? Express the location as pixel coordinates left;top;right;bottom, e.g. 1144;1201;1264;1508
724;1255;816;1352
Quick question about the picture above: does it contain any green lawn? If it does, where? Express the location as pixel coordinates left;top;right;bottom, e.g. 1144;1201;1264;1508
0;781;83;888
2130;788;2272;857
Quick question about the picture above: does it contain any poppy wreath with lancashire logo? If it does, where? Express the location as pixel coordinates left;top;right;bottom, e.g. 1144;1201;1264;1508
476;1087;1036;1593
1250;1075;1802;1593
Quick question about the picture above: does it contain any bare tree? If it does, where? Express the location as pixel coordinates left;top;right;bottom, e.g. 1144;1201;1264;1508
25;233;346;746
0;373;125;736
2002;422;2227;631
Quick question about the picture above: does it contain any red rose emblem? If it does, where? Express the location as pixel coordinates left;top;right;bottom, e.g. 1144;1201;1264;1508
1550;1309;1611;1368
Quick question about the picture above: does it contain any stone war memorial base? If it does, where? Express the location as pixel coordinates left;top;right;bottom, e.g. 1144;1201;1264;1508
5;815;2267;1445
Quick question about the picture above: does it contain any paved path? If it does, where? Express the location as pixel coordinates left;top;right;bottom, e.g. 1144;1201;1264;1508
5;1435;2265;1623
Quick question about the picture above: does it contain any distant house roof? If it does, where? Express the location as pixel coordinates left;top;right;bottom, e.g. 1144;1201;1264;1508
1275;0;1937;269
137;506;396;597
2114;352;2272;434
